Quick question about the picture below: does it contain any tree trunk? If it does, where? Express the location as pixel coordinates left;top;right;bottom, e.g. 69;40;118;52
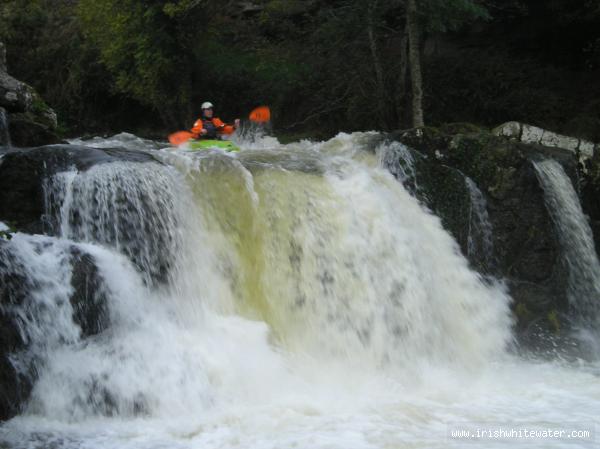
406;0;424;127
367;0;388;128
396;30;409;128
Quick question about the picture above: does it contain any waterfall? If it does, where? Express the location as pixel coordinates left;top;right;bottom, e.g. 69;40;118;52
0;107;10;147
533;158;600;352
42;162;189;285
378;140;419;193
1;235;90;364
1;133;599;449
465;177;494;271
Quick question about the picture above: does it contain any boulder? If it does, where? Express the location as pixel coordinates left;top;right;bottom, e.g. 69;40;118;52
387;126;576;349
580;150;600;256
493;121;596;163
0;144;174;286
8;85;59;147
0;240;31;421
9;113;61;147
0;70;30;113
70;248;109;337
0;42;59;146
0;237;110;421
0;42;6;73
0;145;159;234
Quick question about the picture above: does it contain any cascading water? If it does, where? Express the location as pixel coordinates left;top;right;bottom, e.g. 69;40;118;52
465;177;495;271
378;140;419;193
0;233;107;385
0;134;599;449
43;162;188;285
533;158;600;355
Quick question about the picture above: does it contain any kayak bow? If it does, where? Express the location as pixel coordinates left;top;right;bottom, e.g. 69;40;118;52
187;139;240;152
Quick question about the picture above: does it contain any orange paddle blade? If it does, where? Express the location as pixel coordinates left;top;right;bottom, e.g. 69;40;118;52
249;106;271;123
168;131;195;146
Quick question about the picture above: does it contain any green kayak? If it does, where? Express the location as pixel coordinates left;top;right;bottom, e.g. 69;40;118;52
188;139;240;152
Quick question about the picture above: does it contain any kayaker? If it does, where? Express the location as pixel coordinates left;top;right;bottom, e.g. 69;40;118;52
190;102;240;140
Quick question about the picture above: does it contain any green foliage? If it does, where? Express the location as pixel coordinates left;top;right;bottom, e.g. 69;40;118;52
0;0;118;132
77;0;192;126
1;0;598;137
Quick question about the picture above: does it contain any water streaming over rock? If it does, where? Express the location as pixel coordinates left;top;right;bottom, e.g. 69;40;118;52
42;162;188;285
0;134;599;449
465;177;495;271
378;140;419;193
533;158;600;355
0;234;109;381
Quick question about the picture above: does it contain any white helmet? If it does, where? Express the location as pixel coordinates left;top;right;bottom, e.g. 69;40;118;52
201;101;214;110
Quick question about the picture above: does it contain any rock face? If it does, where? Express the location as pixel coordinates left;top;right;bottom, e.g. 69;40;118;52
0;69;30;114
386;125;591;352
0;241;31;421
493;122;598;162
0;42;59;147
0;144;165;420
0;237;110;421
0;145;159;234
0;42;6;73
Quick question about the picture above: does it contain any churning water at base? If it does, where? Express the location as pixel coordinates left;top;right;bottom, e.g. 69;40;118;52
0;134;599;448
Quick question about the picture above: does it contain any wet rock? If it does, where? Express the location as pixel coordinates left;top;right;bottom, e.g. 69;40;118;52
413;157;472;256
8;85;60;147
8;114;61;147
0;145;160;234
0;43;6;73
0;70;30;113
0;240;31;421
0;239;110;421
580;150;600;256
70;248;109;337
387;125;577;349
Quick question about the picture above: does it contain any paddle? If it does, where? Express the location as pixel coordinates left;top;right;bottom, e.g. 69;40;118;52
249;105;270;123
169;131;196;146
168;106;271;146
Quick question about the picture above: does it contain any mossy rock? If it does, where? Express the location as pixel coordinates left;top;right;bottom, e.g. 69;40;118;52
413;158;471;254
8;113;61;147
439;122;487;135
387;127;449;157
388;123;580;355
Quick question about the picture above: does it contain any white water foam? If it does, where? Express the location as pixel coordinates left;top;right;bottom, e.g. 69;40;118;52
0;133;598;449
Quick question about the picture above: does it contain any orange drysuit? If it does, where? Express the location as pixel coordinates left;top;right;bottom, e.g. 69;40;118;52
191;117;235;139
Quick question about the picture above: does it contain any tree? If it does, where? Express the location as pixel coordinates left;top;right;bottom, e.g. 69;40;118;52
77;0;194;127
402;0;490;128
0;0;117;132
406;0;424;127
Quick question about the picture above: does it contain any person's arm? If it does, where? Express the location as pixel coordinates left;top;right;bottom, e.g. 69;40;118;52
191;119;206;138
215;118;240;135
212;118;226;129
